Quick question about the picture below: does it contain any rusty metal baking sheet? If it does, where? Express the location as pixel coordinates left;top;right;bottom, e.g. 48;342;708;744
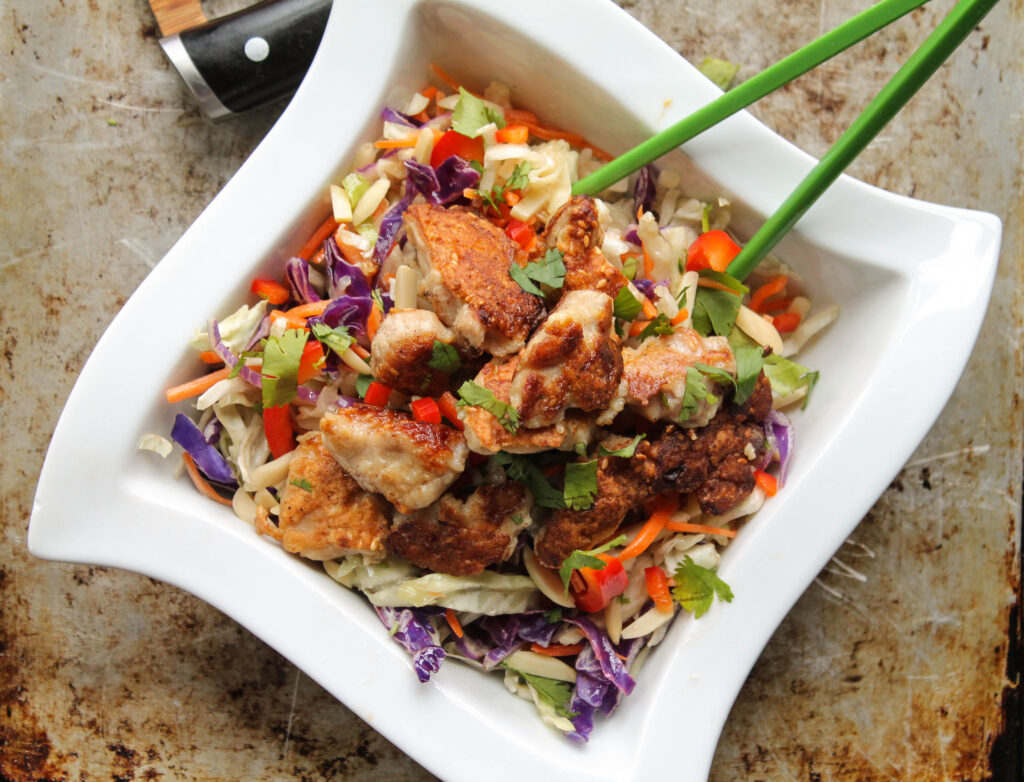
2;0;1020;779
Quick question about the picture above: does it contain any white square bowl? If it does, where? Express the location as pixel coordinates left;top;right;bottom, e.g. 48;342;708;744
28;1;1001;780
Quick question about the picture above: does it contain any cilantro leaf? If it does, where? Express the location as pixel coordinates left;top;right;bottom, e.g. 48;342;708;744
311;321;355;357
558;535;628;595
504;161;531;190
638;313;675;341
428;340;462;373
509;248;566;296
598;434;645;458
544;607;563;623
672;555;734;617
698;57;741;91
764;354;819;407
692;288;741;337
563;459;598;511
503;666;576;718
613;286;642;321
261;329;308;408
456;380;520;433
726;328;765;405
370;289;385;311
451;87;505;137
289;478;313;492
700;269;749;294
621;255;639;281
355;374;373;399
679;365;719;423
492;451;565;509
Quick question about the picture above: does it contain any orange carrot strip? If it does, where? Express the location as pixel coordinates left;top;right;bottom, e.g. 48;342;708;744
366;304;383;340
299;216;339;261
639;296;659;321
644;567;674;614
198;350;222;365
270;309;308;330
504;108;539;124
430;63;481;96
182;453;233;507
619;494;678;561
373;137;419;149
351;344;370;360
420;86;440;100
165;367;231;404
749;275;788;314
642;243;655;279
697;277;738;293
628;319;650;337
665;521;738;538
530;642;585;657
670;308;689;326
445;608;464;639
754;469;779;497
286;300;331;319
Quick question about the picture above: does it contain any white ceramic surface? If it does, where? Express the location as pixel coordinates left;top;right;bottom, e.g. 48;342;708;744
28;1;1001;780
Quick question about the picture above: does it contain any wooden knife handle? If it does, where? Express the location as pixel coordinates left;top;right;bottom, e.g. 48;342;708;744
150;0;208;37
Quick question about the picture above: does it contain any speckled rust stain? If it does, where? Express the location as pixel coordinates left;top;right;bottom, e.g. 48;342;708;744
2;0;1021;780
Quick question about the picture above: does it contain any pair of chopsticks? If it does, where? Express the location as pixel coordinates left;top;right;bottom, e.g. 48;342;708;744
573;0;999;280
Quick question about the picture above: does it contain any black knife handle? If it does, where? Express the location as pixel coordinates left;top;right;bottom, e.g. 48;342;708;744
160;0;332;119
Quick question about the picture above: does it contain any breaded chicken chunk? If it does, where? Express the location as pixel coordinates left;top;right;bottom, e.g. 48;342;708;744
404;204;545;356
459;357;597;455
509;289;625;428
540;195;627;299
370;308;460;397
389;479;533;575
622;328;736;425
259;434;390;561
320;404;468;511
533;375;772;567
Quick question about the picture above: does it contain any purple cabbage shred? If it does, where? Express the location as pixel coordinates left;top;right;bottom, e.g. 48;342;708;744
284;257;321;304
375;606;446;683
171;413;236;486
633;164;657;216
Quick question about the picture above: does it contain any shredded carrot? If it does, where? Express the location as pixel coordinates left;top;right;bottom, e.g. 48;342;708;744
644;567;674;614
504;107;612;160
351;344;370;360
166;367;231;404
182;453;233;507
366;304;383;339
298;215;339;261
198;350;222;365
505;190;521;206
641;243;656;280
530;642;585;657
420;86;439;100
504;108;539;124
670;308;689;326
445;608;464;639
430;63;480;96
270;309;308;330
754;469;779;497
412;110;430;123
334;231;367;266
749;275;788;313
619;494;678;561
639;296;659;321
628;319;650;337
286;300;331;319
373;137;419;149
697;277;738;294
665;521;738;538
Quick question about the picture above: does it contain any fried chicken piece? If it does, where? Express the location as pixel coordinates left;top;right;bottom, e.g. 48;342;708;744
508;290;625;428
369;308;459;397
459;357;597;455
404;203;545;356
540;195;627;298
533;374;772;567
622;328;736;425
259;435;390;562
389;479;533;575
320;403;468;511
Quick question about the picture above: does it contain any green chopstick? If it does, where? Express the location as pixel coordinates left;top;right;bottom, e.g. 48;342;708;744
572;0;931;197
727;0;999;279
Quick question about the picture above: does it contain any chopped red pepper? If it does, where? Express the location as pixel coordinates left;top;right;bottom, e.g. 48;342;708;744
644;566;674;614
437;391;464;430
430;130;485;167
363;381;392;407
685;230;742;273
296;341;325;384
411;397;442;425
529;642;585;657
772;311;802;333
505;218;537;252
251;278;290;305
571;555;628;613
495;124;529;144
262;405;295;459
754;469;778;497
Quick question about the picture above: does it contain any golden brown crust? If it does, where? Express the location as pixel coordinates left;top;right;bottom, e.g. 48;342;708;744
404;204;545;345
623;329;735;404
274;435;390;560
540;195;627;298
369;309;457;397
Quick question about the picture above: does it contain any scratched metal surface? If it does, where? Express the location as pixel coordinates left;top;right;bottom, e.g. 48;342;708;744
1;0;1020;779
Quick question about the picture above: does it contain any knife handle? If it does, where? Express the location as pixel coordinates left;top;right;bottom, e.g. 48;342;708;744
160;0;332;119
